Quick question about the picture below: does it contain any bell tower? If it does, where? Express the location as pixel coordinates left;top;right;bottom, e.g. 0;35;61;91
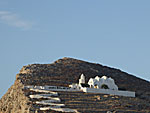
79;74;85;85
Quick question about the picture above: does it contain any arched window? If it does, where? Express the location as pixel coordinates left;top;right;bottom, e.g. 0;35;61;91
101;84;109;89
94;84;98;89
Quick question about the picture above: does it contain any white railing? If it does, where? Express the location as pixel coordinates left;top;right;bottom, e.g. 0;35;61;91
25;85;80;92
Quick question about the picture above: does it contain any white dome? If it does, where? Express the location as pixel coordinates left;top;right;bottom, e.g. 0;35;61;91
95;76;100;81
101;76;107;80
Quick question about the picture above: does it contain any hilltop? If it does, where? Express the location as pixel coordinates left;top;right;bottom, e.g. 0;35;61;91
0;57;150;113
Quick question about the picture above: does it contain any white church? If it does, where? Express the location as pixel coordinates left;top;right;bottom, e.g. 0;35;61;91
25;74;135;98
88;75;118;90
69;74;135;97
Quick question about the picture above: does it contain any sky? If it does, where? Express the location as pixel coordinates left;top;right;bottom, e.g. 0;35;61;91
0;0;150;98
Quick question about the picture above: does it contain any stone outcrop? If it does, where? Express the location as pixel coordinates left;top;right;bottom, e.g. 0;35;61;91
0;80;32;113
0;57;150;113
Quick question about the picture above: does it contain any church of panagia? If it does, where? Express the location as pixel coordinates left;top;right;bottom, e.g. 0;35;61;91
70;74;118;90
69;74;135;97
25;74;135;98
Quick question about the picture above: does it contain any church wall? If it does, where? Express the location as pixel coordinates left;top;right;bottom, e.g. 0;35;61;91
82;88;135;97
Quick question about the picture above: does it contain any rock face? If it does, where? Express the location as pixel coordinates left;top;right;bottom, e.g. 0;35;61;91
0;80;31;113
0;57;150;113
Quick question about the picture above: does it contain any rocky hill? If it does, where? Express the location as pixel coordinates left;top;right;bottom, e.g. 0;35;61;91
0;57;150;113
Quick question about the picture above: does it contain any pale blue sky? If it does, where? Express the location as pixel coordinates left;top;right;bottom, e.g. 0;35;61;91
0;1;150;98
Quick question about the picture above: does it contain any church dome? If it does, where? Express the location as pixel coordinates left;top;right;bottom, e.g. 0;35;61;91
101;76;107;80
